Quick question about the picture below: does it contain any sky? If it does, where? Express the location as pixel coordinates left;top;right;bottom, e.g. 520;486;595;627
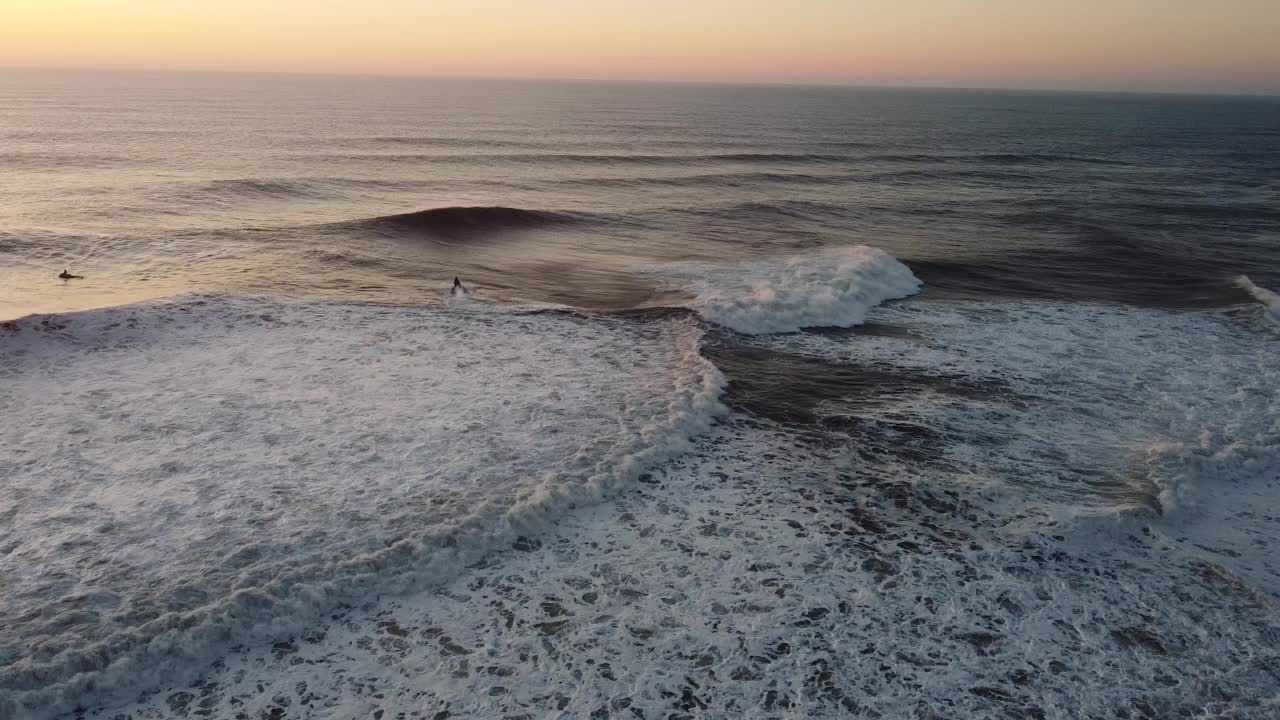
3;1;1279;94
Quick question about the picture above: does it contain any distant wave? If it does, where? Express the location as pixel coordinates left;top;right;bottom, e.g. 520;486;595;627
0;229;118;260
665;200;862;225
196;178;339;199
306;152;854;166
0;151;140;170
342;136;554;150
2;129;189;142
540;167;1039;191
338;206;586;240
330;137;877;153
546;171;844;190
295;148;1132;172
0;230;57;255
908;247;1254;309
1109;201;1280;223
867;152;1132;167
863;168;1040;183
979;153;1131;166
170;177;465;202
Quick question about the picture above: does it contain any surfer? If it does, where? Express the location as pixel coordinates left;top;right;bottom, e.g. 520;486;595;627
451;277;466;296
58;270;84;280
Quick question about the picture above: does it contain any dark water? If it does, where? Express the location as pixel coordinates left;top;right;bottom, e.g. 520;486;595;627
3;69;1278;316
3;69;1280;719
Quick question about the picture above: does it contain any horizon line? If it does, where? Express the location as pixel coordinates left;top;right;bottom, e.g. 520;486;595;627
3;63;1278;100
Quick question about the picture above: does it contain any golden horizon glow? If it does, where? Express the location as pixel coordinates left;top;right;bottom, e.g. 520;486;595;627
3;1;1279;94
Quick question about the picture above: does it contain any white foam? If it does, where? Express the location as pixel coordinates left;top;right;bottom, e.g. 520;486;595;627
10;288;1280;719
1236;275;1280;323
663;246;921;334
743;299;1280;590
85;420;1280;720
0;294;724;719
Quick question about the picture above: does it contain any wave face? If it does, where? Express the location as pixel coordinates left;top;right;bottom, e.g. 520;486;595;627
343;206;582;240
0;295;723;719
667;246;922;334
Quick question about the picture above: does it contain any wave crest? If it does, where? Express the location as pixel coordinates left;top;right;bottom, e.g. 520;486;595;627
345;206;581;240
663;246;922;335
1235;275;1280;323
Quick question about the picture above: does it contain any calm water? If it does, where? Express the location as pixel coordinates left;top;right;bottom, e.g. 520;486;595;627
2;69;1280;719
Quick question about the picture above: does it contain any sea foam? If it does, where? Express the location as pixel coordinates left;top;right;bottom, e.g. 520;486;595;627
0;294;724;720
740;297;1280;589
1236;275;1280;323
84;380;1280;720
673;246;921;335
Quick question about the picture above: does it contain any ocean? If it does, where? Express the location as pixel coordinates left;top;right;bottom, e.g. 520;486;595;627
2;68;1279;719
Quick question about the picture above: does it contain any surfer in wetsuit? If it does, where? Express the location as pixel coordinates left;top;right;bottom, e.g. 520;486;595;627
451;277;466;296
58;269;84;280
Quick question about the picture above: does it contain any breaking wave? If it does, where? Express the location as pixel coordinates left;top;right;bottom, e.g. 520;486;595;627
664;246;922;335
1236;275;1280;323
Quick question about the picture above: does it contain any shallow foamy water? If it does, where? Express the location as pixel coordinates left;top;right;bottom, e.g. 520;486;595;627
84;419;1280;720
0;295;721;718
5;253;1280;719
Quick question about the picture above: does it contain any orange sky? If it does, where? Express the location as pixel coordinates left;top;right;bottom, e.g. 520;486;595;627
3;1;1278;93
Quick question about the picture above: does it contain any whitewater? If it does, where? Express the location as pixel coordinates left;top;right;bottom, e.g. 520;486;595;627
0;293;728;717
3;245;924;717
4;247;1280;718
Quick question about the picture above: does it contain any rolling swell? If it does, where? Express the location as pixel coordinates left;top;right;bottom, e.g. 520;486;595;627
343;136;553;149
194;178;340;200
545;171;843;190
866;152;1132;167
0;151;141;171
336;206;587;240
907;249;1256;309
308;151;853;166
665;200;863;226
538;167;1042;191
176;177;454;201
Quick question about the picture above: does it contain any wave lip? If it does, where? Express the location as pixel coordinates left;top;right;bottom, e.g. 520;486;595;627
1235;275;1280;323
343;205;582;240
674;246;922;335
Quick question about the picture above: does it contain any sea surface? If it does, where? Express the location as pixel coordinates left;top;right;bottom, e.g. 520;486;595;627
2;69;1280;719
